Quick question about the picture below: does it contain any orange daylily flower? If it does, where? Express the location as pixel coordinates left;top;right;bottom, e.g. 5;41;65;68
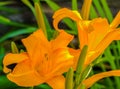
53;8;120;89
53;8;120;68
3;29;74;89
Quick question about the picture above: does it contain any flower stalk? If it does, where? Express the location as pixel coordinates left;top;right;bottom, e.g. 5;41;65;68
81;0;92;20
65;68;74;89
11;41;19;54
34;1;47;38
74;45;88;89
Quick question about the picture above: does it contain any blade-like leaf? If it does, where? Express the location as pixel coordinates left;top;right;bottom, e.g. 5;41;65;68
0;15;31;27
0;75;18;89
0;27;37;43
0;1;14;6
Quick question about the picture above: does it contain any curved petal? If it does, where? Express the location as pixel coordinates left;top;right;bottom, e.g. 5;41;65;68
51;30;73;50
22;29;50;66
110;11;120;28
7;60;45;87
77;22;88;49
47;75;65;89
53;8;81;31
3;52;28;73
83;70;120;88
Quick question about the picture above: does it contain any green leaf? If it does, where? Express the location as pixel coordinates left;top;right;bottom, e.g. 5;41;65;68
0;15;10;22
44;15;54;40
100;0;113;22
0;27;37;43
33;0;40;2
0;46;5;60
36;84;52;89
0;1;14;6
90;4;98;19
0;47;4;71
0;75;18;89
93;0;106;17
45;0;60;11
0;15;31;27
0;46;5;72
0;6;18;13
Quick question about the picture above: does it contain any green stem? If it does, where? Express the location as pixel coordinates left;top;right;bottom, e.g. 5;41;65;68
11;41;19;53
74;45;88;89
34;2;47;38
65;68;74;89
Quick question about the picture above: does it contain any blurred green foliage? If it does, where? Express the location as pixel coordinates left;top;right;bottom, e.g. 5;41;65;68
0;0;120;89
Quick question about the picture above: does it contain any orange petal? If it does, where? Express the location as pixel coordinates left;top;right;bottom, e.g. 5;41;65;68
68;48;81;69
22;29;50;66
53;8;81;31
52;59;73;76
3;52;28;73
35;48;73;80
95;28;120;56
84;28;120;66
88;18;109;50
7;59;45;87
84;51;99;67
51;48;73;75
47;75;65;89
83;70;120;88
110;11;120;28
114;28;120;40
77;22;88;49
51;30;73;50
